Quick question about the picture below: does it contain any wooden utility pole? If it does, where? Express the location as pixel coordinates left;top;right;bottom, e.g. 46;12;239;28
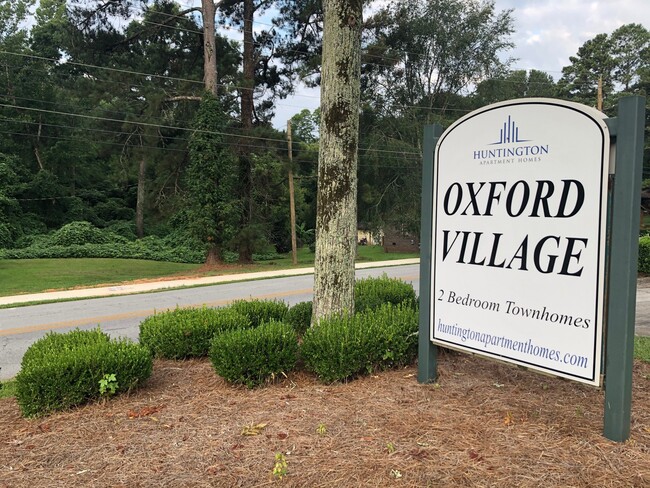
287;120;298;265
597;75;603;112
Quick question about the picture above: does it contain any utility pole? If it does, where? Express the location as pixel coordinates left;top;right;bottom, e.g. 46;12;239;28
287;120;298;265
597;75;603;112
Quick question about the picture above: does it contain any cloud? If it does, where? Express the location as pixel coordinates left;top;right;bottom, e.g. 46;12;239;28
495;0;650;77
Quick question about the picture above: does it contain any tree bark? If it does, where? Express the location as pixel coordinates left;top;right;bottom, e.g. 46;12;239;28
201;0;218;95
312;0;362;323
237;0;255;263
241;0;255;130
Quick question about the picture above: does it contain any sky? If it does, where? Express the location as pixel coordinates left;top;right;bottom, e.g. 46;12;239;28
271;0;650;128
118;0;650;128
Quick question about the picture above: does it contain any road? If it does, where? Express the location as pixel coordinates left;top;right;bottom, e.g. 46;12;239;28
2;263;649;381
0;264;419;380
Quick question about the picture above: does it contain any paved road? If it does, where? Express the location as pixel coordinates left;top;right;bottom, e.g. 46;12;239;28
1;262;649;381
0;264;419;380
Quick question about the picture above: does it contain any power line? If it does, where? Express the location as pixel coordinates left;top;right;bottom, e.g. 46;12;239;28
0;102;423;156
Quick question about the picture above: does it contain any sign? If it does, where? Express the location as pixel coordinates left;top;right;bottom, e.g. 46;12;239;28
430;99;609;386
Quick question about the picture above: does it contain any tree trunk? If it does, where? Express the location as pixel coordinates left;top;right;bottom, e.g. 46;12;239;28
237;0;255;263
312;0;362;323
136;156;146;239
241;0;254;130
205;243;222;266
202;0;218;95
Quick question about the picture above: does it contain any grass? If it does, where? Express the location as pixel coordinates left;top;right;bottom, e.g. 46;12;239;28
0;246;418;297
0;379;16;399
635;336;650;362
0;258;201;296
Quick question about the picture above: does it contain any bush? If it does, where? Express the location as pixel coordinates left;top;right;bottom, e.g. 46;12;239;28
228;299;289;327
286;301;313;336
209;320;299;388
301;304;418;383
355;274;417;312
50;221;111;246
639;236;650;273
15;328;152;417
0;240;206;263
139;306;251;359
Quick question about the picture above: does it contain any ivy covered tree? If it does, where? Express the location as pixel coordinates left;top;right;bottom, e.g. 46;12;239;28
184;93;239;265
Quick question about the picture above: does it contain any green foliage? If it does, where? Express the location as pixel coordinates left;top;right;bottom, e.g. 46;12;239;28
0;379;17;399
209;320;299;388
98;373;119;396
301;304;418;383
287;301;313;336
15;328;152;417
639;236;650;273
0;238;205;263
635;336;650;363
50;221;111;246
184;93;240;262
228;299;289;327
139;306;251;359
355;274;417;313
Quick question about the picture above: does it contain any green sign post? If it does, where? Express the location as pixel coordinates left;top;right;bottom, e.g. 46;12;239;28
418;96;646;442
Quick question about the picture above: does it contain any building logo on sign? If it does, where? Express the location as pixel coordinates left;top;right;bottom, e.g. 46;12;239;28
473;115;550;164
490;115;529;144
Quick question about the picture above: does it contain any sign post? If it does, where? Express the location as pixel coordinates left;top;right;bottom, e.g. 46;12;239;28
604;96;646;441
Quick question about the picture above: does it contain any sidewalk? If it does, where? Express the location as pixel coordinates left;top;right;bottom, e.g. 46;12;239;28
0;258;421;307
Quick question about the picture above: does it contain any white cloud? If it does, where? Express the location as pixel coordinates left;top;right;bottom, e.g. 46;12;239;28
495;0;650;76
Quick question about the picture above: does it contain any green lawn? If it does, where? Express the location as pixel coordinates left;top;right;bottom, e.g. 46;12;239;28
0;379;16;399
0;246;418;297
635;336;650;363
0;258;201;296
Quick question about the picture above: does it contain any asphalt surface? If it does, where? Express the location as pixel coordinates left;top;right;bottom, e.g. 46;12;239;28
1;258;648;381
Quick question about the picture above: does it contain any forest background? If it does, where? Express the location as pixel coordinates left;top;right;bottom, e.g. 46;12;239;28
0;0;647;266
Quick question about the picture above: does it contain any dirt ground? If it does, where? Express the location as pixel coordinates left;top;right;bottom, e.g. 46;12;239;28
1;351;649;488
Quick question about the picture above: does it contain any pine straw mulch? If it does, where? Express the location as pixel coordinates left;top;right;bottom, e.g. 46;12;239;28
1;352;649;488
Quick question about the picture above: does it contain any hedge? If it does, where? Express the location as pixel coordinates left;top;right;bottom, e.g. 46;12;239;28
209;320;299;388
139;306;251;359
301;303;418;383
15;328;152;417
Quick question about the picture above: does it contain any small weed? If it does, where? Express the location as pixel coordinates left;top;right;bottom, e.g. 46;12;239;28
272;452;288;480
390;469;402;479
316;423;327;435
575;406;584;417
386;441;396;454
99;373;118;397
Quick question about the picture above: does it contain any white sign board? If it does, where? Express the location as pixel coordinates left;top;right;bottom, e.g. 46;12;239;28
431;99;609;386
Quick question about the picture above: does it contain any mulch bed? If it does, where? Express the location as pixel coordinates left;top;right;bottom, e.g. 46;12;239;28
1;352;649;487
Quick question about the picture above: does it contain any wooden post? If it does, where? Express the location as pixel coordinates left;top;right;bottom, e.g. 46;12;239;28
597;75;603;112
418;123;444;383
287;120;298;265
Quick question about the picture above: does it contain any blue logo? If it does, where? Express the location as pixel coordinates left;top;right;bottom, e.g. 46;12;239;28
490;115;530;145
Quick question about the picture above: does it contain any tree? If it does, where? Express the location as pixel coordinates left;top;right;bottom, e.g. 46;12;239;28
474;69;556;105
363;0;514;117
312;0;362;322
610;24;649;92
557;33;616;107
185;94;239;264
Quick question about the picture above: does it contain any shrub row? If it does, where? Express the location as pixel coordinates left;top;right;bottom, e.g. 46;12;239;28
16;277;419;416
139;307;251;359
0;241;205;263
210;320;299;388
301;304;418;383
16;328;152;417
282;275;418;333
